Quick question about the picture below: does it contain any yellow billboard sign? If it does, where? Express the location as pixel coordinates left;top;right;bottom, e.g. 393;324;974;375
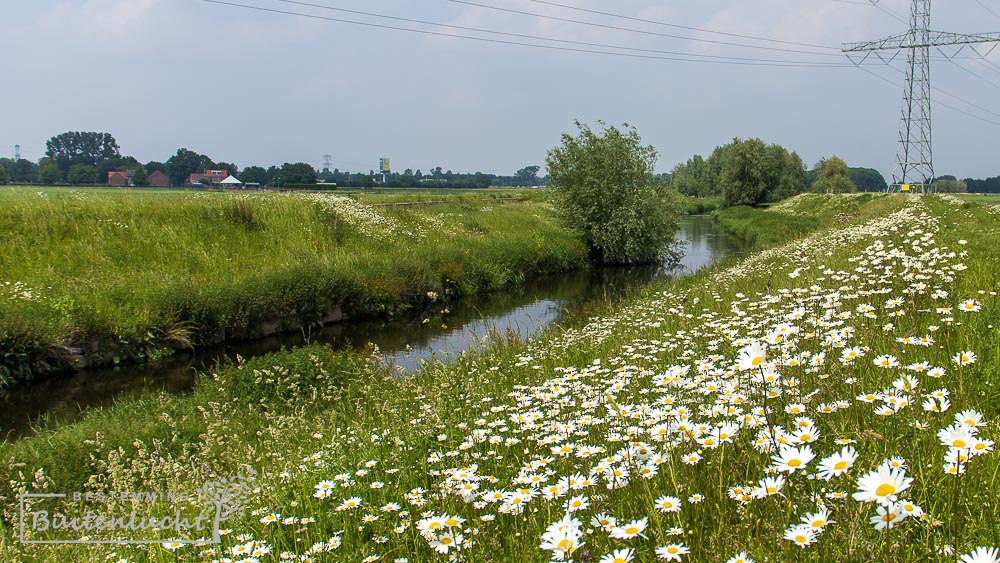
379;158;390;172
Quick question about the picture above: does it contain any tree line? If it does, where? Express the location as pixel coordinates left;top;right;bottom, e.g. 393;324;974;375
0;131;546;189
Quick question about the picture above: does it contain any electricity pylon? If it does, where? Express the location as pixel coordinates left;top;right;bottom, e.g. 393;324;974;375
843;0;1000;192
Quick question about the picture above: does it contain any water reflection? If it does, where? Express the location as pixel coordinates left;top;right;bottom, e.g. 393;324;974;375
0;215;745;438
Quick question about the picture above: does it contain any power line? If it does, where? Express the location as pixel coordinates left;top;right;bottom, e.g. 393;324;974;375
444;0;844;57
946;56;1000;88
522;0;840;50
973;0;1000;20
854;63;1000;126
880;60;1000;119
835;0;908;25
269;0;847;65
203;0;860;67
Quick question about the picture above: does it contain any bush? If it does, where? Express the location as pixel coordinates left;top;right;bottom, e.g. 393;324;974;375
546;121;679;264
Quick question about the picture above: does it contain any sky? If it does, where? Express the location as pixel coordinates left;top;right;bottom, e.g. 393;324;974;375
2;0;1000;180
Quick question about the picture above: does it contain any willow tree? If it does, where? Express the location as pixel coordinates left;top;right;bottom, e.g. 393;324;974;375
546;121;679;265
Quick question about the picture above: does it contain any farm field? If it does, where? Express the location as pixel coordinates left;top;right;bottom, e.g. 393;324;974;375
0;187;585;385
1;193;996;561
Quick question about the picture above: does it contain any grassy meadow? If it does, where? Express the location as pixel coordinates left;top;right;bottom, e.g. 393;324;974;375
0;193;997;562
0;187;585;385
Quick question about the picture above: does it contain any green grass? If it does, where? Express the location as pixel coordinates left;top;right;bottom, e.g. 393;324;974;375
955;193;1000;205
0;188;586;385
3;194;996;561
714;193;888;247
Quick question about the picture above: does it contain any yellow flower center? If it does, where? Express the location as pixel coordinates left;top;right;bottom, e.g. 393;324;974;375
875;483;896;497
788;459;802;467
834;461;848;470
625;527;639;535
752;357;762;366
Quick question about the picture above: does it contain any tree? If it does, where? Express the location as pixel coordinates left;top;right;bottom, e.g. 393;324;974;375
166;148;215;186
930;176;967;193
12;159;36;183
670;154;711;197
238;165;270;185
720;138;777;207
0;165;7;184
546;121;680;265
273;162;316;185
131;166;148;187
45;131;121;173
848;167;887;192
145;161;168;176
0;158;14;180
514;165;540;186
767;148;807;202
812;157;857;194
38;160;63;184
67;164;97;185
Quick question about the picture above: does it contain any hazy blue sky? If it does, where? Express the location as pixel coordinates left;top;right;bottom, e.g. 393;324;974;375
3;0;999;180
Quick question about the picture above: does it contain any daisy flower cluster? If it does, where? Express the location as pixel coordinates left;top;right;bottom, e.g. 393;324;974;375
184;195;995;562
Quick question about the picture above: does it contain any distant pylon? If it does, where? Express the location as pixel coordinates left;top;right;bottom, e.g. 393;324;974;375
843;0;1000;192
14;144;20;161
322;154;333;171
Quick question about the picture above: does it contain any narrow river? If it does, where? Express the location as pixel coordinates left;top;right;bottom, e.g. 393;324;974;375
0;215;745;438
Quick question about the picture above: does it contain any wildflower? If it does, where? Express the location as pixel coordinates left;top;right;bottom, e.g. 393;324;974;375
655;543;690;561
938;425;976;449
874;355;900;369
853;464;913;505
801;507;834;530
727;552;755;563
959;547;1000;563
610;518;648;540
953;350;977;366
752;475;785;499
783;525;817;547
429;530;462;554
654;495;682;513
956;409;986;428
737;342;767;371
539;514;584;561
869;503;905;530
336;497;362;511
260;513;280;525
600;548;635;563
591;513;617;532
566;495;590;512
959;299;981;312
772;444;815;473
161;542;184;551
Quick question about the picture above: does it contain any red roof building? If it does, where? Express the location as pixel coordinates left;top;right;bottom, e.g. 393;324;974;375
107;170;134;187
188;169;228;185
148;170;169;187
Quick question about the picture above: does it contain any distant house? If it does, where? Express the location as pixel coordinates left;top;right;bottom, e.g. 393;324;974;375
188;169;228;185
107;170;135;187
148;170;169;187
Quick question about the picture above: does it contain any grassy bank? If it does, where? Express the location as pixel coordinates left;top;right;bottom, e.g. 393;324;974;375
0;188;585;385
714;193;888;247
4;193;996;561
